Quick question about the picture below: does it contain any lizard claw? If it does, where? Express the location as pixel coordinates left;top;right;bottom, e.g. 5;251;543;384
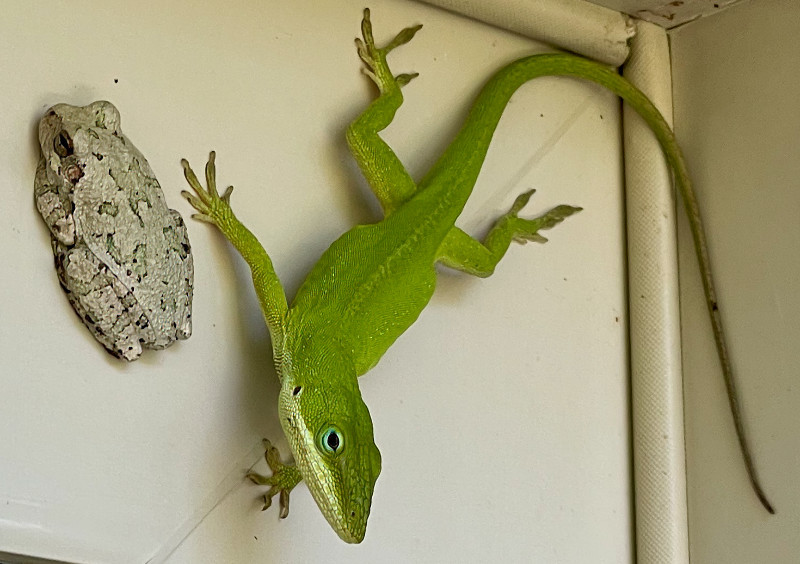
355;8;421;93
246;439;302;519
181;151;235;227
502;189;582;245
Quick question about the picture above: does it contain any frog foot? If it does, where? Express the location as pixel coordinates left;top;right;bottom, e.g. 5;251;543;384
180;151;234;226
355;7;422;94
246;439;303;518
504;189;583;244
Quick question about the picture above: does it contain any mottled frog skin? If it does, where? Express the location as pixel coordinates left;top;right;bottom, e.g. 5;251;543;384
35;101;193;361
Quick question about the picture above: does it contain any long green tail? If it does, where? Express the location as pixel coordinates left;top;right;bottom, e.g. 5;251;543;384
423;52;773;513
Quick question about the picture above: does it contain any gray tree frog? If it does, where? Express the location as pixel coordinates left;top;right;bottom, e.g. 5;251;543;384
34;101;193;361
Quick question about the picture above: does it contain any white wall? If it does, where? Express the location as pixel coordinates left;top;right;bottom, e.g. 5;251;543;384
671;0;800;562
0;1;630;562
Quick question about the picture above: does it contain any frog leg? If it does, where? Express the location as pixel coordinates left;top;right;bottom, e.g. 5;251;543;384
167;209;193;340
181;152;287;356
54;245;153;361
436;190;582;276
35;159;76;246
246;439;303;518
346;8;422;216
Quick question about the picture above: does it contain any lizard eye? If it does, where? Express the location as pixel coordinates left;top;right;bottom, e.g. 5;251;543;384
318;425;344;456
54;130;73;158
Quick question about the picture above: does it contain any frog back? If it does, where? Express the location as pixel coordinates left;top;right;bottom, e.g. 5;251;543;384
68;113;193;346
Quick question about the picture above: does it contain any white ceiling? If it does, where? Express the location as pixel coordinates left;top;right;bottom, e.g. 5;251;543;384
587;0;745;28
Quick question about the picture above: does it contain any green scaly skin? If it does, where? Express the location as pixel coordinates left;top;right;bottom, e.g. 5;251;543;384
181;8;773;544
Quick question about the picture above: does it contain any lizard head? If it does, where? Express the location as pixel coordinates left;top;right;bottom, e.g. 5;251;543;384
278;354;382;543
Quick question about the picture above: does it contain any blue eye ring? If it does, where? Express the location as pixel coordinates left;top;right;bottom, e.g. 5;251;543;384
318;425;345;456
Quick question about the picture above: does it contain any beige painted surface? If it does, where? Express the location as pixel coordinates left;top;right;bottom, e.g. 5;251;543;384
671;0;800;562
0;0;631;562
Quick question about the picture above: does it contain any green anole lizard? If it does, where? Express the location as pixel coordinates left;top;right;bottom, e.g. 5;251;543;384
181;8;773;544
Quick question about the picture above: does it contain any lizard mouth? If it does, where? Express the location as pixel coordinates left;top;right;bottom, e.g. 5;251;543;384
309;484;370;544
335;520;365;544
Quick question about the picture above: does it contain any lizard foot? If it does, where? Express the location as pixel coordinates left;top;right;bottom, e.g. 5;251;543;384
355;7;422;94
180;151;235;227
502;189;583;244
246;439;302;518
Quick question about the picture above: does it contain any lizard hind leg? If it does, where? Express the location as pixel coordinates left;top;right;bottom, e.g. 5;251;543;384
436;190;582;277
346;9;422;215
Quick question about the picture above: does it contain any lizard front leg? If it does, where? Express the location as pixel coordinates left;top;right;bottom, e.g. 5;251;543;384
181;152;287;355
436;190;582;277
247;439;302;518
346;8;421;215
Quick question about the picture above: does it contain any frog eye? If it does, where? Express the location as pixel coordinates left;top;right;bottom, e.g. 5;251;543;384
318;425;344;456
54;130;73;158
